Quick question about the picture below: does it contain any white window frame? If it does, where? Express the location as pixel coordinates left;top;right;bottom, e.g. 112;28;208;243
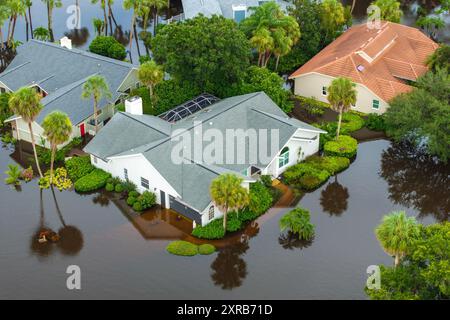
124;168;128;180
322;86;327;96
141;177;149;189
278;147;289;168
208;206;215;221
233;5;247;22
372;99;380;110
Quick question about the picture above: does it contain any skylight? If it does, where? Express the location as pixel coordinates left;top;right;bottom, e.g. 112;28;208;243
159;93;220;123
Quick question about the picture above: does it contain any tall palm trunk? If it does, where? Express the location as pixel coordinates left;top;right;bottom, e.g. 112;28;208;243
28;122;43;178
7;16;12;44
336;109;343;139
275;54;280;70
49;144;56;184
75;0;80;29
108;3;118;29
351;0;356;13
102;5;108;36
25;13;29;41
47;3;54;42
223;207;228;230
394;254;400;267
153;9;158;36
29;6;34;38
128;11;136;52
0;28;4;49
133;23;141;57
93;98;99;133
8;15;17;47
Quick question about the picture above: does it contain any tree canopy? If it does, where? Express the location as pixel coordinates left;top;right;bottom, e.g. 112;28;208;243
152;15;251;97
369;0;403;23
89;36;127;60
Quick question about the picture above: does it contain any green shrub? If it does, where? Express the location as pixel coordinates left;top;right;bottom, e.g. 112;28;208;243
226;213;243;232
132;201;143;212
324;135;358;158
260;175;272;188
122;180;137;193
154;80;202;115
341;113;365;133
74;169;111;192
248;182;273;217
65;156;94;181
299;173;328;190
166;241;198;256
365;113;386;131
127;196;137;206
137;191;156;209
107;177;122;186
283;162;330;190
198;244;216;255
129;191;140;198
280;207;315;240
305;155;350;175
89;36;126;60
192;219;225;239
296;96;329;116
114;183;124;193
105;183;114;192
4;164;21;185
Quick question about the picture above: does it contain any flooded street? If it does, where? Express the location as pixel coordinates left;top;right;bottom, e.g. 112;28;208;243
0;139;447;299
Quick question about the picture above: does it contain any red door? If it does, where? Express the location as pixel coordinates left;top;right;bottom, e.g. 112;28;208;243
80;123;85;137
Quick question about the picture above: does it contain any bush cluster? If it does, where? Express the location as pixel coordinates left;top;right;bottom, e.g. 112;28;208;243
296;96;329;116
365;113;386;131
38;137;83;165
324;135;358;158
74;169;111;192
166;241;216;256
89;36;127;60
39;167;73;191
65;156;94;182
279;207;315;240
340;113;365;133
127;190;156;212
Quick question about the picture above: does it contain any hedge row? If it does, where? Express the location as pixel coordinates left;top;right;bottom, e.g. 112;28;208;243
74;169;111;192
166;241;216;256
65;156;94;182
324;135;358;158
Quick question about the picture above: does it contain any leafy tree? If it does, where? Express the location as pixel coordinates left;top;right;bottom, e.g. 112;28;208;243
144;0;169;34
427;44;450;72
41;111;72;184
0;92;12;125
33;26;50;41
91;0;108;36
0;3;11;49
123;0;144;53
240;1;300;69
81;75;111;134
239;66;293;113
8;87;44;177
138;60;164;106
375;211;420;267
210;174;249;231
416;68;450;103
384;85;450;162
416;16;444;40
279;208;315;240
320;0;346;42
89;36;127;60
152;15;251;97
326;77;357;138
92;18;105;36
6;0;26;46
41;0;62;42
369;0;403;23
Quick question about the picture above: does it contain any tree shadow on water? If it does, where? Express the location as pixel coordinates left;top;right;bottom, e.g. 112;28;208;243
380;141;449;222
278;231;314;250
319;176;349;217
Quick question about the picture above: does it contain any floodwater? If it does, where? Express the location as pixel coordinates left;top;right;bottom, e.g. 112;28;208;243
0;139;447;299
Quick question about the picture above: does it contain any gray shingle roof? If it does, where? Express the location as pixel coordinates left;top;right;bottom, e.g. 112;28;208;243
84;92;324;211
0;40;137;125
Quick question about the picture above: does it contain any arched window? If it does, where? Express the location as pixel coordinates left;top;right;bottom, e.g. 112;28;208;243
208;206;215;220
279;147;289;168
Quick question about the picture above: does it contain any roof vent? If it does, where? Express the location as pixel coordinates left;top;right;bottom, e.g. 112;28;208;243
60;36;72;50
357;65;365;72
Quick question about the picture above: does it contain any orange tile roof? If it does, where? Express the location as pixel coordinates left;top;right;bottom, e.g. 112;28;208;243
289;21;438;102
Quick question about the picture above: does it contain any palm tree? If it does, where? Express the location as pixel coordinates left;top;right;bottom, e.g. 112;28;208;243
92;0;108;35
81;75;111;134
41;0;62;42
250;28;274;67
369;0;403;23
8;87;44;177
138;60;164;106
326;77;357;139
147;0;168;35
92;18;105;36
123;0;143;54
33;26;50;41
375;211;420;267
0;5;10;49
7;0;26;47
210;174;249;231
41;111;72;184
25;0;33;38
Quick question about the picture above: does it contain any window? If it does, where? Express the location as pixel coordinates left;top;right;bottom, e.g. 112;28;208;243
233;5;246;23
372;99;380;109
141;177;149;189
208;206;215;221
278;147;289;168
0;87;5;94
124;168;128;180
241;168;247;176
322;86;327;96
135;82;140;89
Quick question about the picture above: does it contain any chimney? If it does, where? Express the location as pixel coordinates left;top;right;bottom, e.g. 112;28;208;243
125;96;143;115
60;36;72;50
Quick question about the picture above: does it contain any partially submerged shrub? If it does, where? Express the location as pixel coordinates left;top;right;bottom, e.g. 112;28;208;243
20;166;34;182
39;167;73;191
248;182;273;217
324;135;358;158
192;219;225;239
74;169;111;192
127;196;137;206
4;164;21;185
65;156;94;182
166;241;198;256
132;201;143;212
305;155;350;175
114;183;124;193
105;183;114;192
280;207;315;240
198;244;216;255
283;162;330;190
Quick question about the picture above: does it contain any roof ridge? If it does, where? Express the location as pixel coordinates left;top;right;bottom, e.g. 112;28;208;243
0;61;31;77
29;39;137;69
118;112;171;137
251;108;293;126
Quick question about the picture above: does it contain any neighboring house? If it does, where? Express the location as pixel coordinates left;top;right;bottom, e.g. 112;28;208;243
84;92;325;226
0;38;139;148
289;22;438;114
178;0;291;23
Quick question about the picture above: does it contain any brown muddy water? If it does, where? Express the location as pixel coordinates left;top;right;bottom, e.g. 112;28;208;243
0;139;447;299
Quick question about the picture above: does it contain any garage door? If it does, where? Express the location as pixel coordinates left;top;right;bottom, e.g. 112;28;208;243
169;196;202;224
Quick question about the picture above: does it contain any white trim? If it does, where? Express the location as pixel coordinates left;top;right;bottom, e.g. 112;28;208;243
117;68;138;93
0;80;12;92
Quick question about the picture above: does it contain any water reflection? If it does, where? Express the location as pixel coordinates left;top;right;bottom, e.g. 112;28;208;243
380;141;450;222
92;191;110;207
319;177;350;216
64;28;90;47
30;189;56;258
278;232;314;250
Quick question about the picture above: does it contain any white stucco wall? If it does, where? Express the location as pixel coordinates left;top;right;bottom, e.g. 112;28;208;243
292;72;389;114
263;128;321;177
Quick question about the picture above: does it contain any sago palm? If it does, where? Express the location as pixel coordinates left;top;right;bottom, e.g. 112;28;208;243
375;211;420;267
210;174;249;231
4;164;21;185
8;87;44;177
327;77;357;138
81;75;111;134
42;111;72;184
